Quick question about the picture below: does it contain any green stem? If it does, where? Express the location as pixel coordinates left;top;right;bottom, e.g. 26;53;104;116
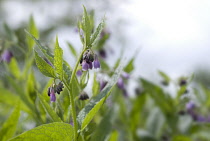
64;49;86;141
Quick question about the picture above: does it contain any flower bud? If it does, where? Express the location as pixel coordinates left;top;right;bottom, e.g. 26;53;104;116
79;92;89;100
117;77;124;89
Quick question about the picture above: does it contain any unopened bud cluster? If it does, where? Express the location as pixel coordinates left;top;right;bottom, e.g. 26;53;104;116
48;82;64;102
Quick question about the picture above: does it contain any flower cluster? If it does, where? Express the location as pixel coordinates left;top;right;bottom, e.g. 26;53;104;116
48;82;64;102
185;101;210;122
80;49;100;71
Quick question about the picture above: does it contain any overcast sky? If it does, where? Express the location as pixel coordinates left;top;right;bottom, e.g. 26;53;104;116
2;0;210;80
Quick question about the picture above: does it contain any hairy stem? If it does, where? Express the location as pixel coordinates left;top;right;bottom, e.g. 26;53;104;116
64;49;86;141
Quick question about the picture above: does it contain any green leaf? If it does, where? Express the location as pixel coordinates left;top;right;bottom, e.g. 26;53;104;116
77;64;123;131
140;79;174;114
81;97;106;131
25;30;54;64
67;42;77;58
108;130;119;141
146;108;164;138
63;61;72;84
27;16;39;50
124;58;134;73
89;18;105;47
91;110;112;141
34;50;55;78
158;70;170;84
0;86;30;113
54;37;63;80
11;122;74;141
8;58;20;79
37;93;62;122
27;70;37;102
0;103;20;141
172;135;192;141
3;23;18;42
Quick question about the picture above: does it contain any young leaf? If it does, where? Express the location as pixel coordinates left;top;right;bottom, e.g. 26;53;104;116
0;103;20;141
10;122;74;141
89;18;105;47
34;50;55;78
77;64;123;131
37;93;62;122
81;6;92;47
27;16;39;50
54;37;63;80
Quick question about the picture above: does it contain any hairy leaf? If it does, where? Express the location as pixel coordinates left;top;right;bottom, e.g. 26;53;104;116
54;37;63;80
89;18;105;47
34;51;55;78
11;122;74;141
25;30;54;64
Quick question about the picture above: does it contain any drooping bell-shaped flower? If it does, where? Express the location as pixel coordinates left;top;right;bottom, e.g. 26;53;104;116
82;61;89;71
186;101;195;111
48;87;56;102
122;72;130;79
1;50;13;63
117;77;124;89
93;55;100;69
76;70;82;76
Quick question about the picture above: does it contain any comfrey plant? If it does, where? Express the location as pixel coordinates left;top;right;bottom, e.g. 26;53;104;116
9;6;123;141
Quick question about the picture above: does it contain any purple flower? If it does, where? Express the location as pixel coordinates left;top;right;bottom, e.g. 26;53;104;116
100;80;107;91
82;61;89;71
196;115;206;122
48;87;56;102
77;70;82;76
93;60;100;69
122;72;130;79
1;50;13;63
186;101;195;111
93;54;100;69
117;77;124;89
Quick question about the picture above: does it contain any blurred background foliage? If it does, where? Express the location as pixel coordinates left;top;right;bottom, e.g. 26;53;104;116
0;0;210;141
